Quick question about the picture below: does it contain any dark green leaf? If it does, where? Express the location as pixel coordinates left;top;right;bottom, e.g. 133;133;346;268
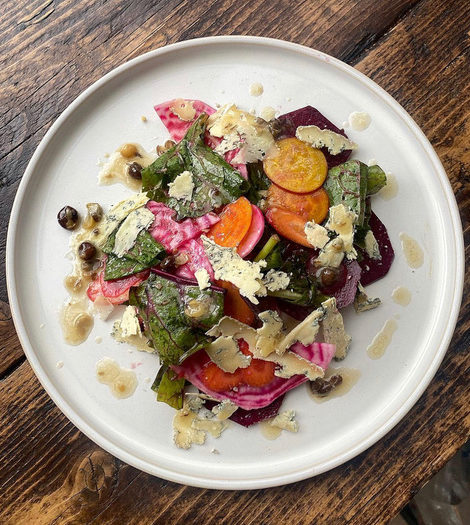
129;273;225;365
151;366;186;409
104;230;166;280
246;161;271;206
323;160;368;226
265;242;317;306
366;165;387;195
142;114;249;220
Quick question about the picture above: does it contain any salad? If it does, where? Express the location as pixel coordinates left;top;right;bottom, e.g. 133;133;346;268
59;98;394;449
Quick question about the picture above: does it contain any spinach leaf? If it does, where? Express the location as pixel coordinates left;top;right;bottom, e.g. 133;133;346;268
103;230;166;281
263;242;318;306
366;165;387;195
324;161;387;227
151;366;186;410
129;272;225;365
324;160;368;226
142;114;250;220
246;161;271;206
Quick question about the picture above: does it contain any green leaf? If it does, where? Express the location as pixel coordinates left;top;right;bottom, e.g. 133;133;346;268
151;366;186;409
323;160;368;226
129;272;225;365
142;114;249;220
246;161;271;206
264;242;318;306
103;230;166;280
366;165;387;195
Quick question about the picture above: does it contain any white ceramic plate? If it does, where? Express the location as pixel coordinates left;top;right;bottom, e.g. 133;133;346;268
6;36;464;489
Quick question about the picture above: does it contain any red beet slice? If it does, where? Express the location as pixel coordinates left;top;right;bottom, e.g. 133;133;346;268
358;212;395;286
319;260;362;309
204;395;285;427
229;395;285;427
276;106;352;168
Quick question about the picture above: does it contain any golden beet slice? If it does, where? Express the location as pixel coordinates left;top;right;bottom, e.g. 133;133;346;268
266;184;329;224
263;137;328;193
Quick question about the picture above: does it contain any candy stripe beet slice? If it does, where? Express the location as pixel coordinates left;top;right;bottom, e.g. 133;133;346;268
173;343;335;410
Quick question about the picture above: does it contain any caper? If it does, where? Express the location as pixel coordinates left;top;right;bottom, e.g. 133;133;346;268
127;162;142;180
119;143;138;158
58;206;79;230
78;241;96;261
317;267;339;288
86;203;103;222
156;139;176;155
310;375;343;396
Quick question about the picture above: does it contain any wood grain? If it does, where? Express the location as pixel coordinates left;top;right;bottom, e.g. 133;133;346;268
1;0;469;523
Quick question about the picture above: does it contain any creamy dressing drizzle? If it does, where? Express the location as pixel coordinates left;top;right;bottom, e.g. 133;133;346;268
260;420;282;440
392;286;412;306
309;367;361;403
96;357;138;399
367;319;398;359
98;143;155;191
379;173;398;200
348;111;371;131
399;233;424;269
60;299;94;345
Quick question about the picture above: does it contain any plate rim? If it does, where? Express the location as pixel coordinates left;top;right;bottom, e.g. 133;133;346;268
6;35;465;490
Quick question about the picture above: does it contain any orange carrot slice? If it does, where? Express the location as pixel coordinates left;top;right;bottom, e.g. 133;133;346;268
263;137;328;193
266;184;329;223
265;207;311;247
207;196;253;247
216;280;255;326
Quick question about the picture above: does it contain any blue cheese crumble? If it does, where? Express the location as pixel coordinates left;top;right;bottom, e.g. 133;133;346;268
296;125;357;155
194;268;211;290
113;207;154;257
168;170;194;201
201;236;266;304
270;410;299;433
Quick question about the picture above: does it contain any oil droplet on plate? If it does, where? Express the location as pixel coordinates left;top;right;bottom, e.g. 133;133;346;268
367;319;398;359
379;173;398;200
96;357;138;399
399;233;424;269
392;286;412;306
260;420;282;440
60;300;94;345
309;367;361;403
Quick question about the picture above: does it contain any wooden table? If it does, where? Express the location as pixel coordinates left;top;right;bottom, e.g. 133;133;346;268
1;1;469;523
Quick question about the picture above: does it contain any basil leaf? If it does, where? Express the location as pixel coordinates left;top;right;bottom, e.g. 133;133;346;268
151;366;186;410
103;230;166;280
129;272;225;365
324;160;368;226
142;114;250;220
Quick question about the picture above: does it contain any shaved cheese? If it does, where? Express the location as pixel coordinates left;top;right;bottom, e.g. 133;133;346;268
205;336;251;373
113;207;154;257
321;297;352;360
304;221;329;249
256;310;284;357
207;104;275;163
202;236;266;304
296;125;357;155
270;410;299;432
